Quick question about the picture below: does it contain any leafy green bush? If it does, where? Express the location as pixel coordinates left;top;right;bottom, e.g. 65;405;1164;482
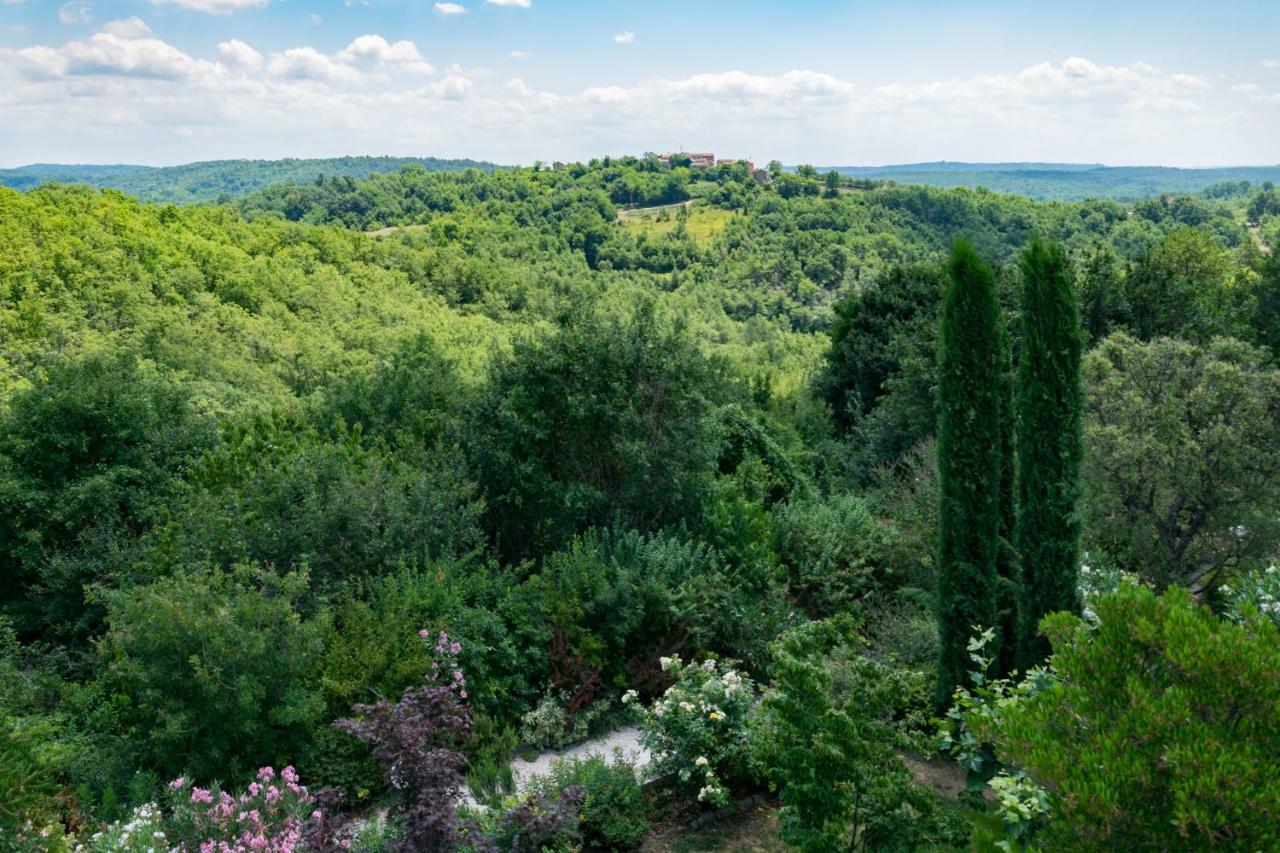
752;618;964;852
528;753;651;851
634;656;755;808
95;566;325;783
773;493;896;616
973;584;1280;849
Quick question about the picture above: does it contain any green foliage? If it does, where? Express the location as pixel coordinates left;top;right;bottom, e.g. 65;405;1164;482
152;419;484;591
753;618;965;852
95;566;325;783
527;753;651;851
936;239;1006;706
1083;334;1280;594
772;492;895;616
974;585;1280;850
1015;238;1084;666
0;348;214;640
0;156;499;204
471;298;728;560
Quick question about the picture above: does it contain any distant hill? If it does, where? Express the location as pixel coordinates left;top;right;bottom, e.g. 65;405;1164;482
813;163;1280;201
0;156;503;204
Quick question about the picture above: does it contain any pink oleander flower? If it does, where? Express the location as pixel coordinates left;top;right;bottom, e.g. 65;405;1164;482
191;787;214;804
459;689;468;699
249;782;262;796
264;786;281;803
419;629;430;638
257;766;275;782
169;777;187;790
450;642;461;654
281;766;299;785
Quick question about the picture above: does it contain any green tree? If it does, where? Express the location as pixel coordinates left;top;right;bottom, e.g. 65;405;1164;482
974;585;1280;850
1015;239;1083;667
95;566;325;783
471;297;727;560
936;239;1005;706
1083;334;1280;594
752;618;963;852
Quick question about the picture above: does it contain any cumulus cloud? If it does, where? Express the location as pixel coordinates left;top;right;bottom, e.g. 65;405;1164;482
148;0;268;13
435;2;466;14
334;34;434;75
614;32;635;45
58;1;92;26
7;18;215;80
486;0;530;6
217;38;262;71
1;43;1275;168
507;50;530;60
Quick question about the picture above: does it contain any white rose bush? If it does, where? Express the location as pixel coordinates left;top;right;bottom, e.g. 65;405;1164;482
630;656;755;808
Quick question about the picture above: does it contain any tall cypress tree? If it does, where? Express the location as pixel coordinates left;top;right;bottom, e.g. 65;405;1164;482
1016;238;1083;667
936;239;1004;707
995;317;1020;678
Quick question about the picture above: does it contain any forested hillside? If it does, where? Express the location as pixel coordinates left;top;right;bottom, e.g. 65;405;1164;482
2;157;1279;850
823;162;1280;201
0;156;500;205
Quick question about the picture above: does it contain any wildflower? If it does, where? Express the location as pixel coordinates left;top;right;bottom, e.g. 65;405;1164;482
450;642;461;655
419;629;430;638
621;689;639;705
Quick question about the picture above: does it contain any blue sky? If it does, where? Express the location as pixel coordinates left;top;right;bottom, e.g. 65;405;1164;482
1;0;1278;167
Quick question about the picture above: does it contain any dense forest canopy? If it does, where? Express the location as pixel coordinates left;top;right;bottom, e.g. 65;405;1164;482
2;154;1278;850
0;156;501;205
822;162;1280;201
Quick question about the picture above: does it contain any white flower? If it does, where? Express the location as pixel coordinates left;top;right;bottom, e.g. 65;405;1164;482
659;656;675;672
695;756;709;766
621;689;638;705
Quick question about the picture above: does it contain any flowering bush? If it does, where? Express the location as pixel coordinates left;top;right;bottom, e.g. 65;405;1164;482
632;656;754;808
1076;552;1140;626
336;629;473;852
1221;562;1280;626
75;766;320;853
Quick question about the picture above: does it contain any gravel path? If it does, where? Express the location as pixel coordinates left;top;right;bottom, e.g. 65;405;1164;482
509;725;651;792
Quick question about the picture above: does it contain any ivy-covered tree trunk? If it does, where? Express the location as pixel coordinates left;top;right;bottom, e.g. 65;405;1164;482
1016;238;1083;668
936;239;1005;707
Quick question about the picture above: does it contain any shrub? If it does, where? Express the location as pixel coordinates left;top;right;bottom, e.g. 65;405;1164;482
336;630;473;853
1221;562;1280;627
772;493;894;616
753;618;964;852
973;585;1280;849
76;766;317;852
95;565;325;784
527;753;650;852
634;656;754;808
518;691;610;753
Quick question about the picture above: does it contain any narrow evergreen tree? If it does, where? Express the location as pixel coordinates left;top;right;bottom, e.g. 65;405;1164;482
936;239;1005;707
995;317;1020;677
1016;238;1083;667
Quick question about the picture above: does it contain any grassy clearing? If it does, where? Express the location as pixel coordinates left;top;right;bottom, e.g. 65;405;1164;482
620;203;736;245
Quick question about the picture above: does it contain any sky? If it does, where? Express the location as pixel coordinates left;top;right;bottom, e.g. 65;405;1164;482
1;0;1278;168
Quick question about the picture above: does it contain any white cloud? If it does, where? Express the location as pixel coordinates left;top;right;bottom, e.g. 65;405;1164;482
613;32;635;45
335;34;434;75
435;2;466;14
7;18;215;80
309;14;322;25
1263;59;1280;70
217;38;261;72
507;50;530;60
486;0;530;6
147;0;268;13
0;48;1274;168
266;46;361;82
58;1;92;26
